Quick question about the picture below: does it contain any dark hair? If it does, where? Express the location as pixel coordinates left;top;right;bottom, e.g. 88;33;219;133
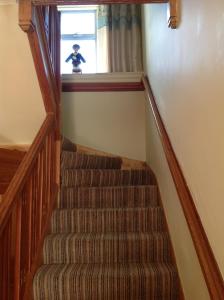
73;44;80;50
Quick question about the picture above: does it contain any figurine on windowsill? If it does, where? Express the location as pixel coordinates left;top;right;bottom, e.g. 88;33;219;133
65;44;86;74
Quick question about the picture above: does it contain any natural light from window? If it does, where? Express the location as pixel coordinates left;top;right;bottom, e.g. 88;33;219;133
59;6;97;74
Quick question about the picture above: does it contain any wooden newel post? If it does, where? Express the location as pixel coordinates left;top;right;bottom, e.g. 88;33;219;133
167;0;180;29
19;0;35;33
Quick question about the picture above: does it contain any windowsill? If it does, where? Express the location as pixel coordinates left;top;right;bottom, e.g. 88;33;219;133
61;72;144;83
61;72;145;92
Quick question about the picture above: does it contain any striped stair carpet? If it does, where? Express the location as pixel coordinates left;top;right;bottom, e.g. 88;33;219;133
33;140;181;299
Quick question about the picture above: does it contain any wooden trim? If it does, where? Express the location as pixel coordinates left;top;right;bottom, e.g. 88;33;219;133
142;76;224;300
32;0;168;5
0;145;30;151
62;81;144;92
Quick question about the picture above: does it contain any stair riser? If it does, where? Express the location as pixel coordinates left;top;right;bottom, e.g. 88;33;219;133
59;186;158;209
51;208;165;233
43;235;172;264
61;170;153;187
33;264;179;300
61;152;122;170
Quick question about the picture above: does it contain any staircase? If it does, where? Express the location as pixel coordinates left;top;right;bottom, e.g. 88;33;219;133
33;138;180;299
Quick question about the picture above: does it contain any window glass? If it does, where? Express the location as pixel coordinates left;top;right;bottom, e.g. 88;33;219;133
61;12;95;35
61;40;96;74
60;9;96;74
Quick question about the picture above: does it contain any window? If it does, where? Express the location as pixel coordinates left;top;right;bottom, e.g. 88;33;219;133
60;7;97;74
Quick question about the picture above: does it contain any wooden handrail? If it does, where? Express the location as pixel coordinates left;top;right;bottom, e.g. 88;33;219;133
19;1;60;115
142;76;224;300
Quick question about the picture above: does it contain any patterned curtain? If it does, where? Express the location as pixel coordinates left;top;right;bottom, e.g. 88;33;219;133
97;5;110;73
97;4;143;72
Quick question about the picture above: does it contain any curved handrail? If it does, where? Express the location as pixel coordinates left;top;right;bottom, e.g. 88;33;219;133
142;75;224;300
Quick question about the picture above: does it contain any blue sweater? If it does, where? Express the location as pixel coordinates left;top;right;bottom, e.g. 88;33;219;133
65;53;86;67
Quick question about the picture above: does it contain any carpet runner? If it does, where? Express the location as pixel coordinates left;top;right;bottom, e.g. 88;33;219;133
33;139;180;299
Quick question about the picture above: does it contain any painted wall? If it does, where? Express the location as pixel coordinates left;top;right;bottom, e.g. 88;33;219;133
61;91;146;160
0;4;45;145
142;0;224;298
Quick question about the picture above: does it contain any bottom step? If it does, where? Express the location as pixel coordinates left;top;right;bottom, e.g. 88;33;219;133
33;263;179;300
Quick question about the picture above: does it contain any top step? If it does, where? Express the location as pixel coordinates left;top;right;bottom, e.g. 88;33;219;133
61;151;122;170
61;136;77;152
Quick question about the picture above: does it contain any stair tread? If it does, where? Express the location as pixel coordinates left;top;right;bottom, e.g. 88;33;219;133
60;185;158;206
60;184;157;190
35;261;178;275
51;207;165;234
61;169;154;187
45;232;169;239
33;263;179;299
43;232;172;264
53;206;162;212
61;151;122;170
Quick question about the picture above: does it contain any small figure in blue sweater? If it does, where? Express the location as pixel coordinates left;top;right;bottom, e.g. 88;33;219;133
65;44;86;73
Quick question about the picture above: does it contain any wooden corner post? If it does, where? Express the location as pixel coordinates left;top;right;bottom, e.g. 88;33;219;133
19;0;35;33
167;0;180;29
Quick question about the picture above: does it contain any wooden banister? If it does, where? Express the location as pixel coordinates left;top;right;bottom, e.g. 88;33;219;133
0;114;54;230
19;1;60;116
0;114;58;300
142;76;224;300
0;2;61;299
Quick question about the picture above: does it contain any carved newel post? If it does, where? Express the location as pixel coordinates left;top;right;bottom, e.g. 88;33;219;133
167;0;180;29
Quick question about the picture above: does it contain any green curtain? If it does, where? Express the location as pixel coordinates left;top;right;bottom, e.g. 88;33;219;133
97;4;143;72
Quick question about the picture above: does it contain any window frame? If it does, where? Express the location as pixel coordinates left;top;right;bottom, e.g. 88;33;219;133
60;8;97;73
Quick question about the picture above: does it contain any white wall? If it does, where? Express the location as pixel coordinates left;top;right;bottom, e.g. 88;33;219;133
144;96;210;300
62;91;146;160
0;4;45;145
142;0;224;298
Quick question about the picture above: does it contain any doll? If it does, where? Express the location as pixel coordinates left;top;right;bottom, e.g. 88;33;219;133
65;44;86;73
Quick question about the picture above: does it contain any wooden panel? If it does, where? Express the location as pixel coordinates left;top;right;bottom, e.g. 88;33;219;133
62;81;144;92
142;76;224;300
0;149;26;194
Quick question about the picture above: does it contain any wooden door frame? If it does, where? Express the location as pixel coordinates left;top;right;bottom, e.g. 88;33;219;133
31;0;179;29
